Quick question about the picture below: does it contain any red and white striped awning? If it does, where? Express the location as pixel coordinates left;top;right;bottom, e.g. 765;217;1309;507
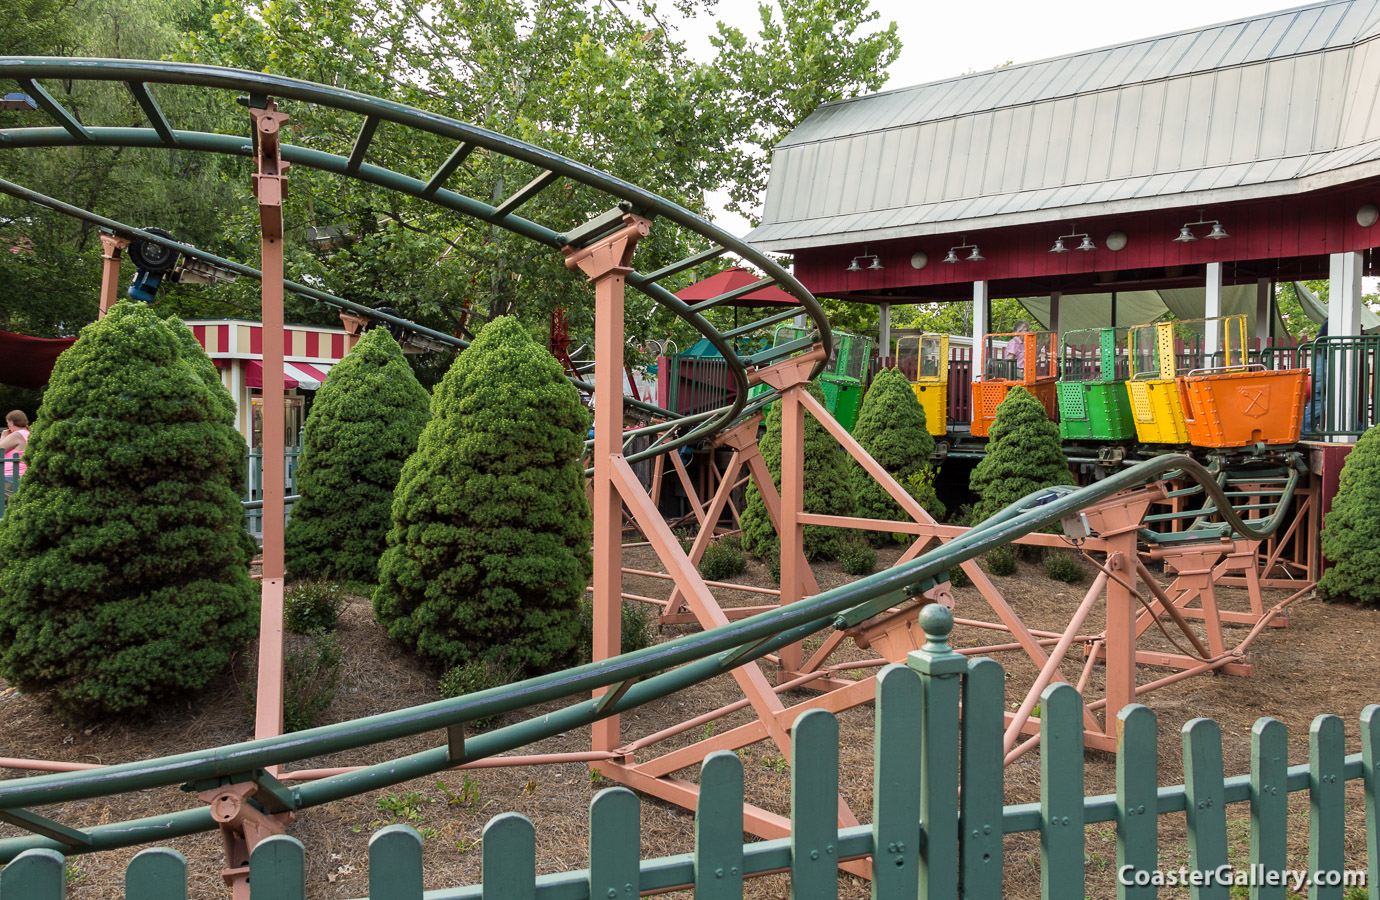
244;360;334;390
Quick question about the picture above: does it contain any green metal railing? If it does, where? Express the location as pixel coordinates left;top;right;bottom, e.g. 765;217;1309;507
3;610;1373;900
1306;335;1380;439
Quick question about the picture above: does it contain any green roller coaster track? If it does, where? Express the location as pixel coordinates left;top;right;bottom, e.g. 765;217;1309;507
0;58;1308;864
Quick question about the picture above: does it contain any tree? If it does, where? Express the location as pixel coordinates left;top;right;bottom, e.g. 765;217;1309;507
285;327;431;586
1318;424;1380;604
373;316;591;673
968;387;1073;525
848;367;943;542
740;382;855;560
0;301;257;716
711;0;902;225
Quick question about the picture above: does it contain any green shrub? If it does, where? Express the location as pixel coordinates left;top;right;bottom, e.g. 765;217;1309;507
1043;551;1086;583
969;387;1074;526
894;468;946;542
848;368;944;543
948;564;970;587
739;383;855;560
699;537;747;581
949;504;975;527
1319;424;1380;604
577;597;657;664
284;580;347;634
836;536;877;576
439;657;518;730
246;631;343;733
375;317;591;674
767;542;782;584
285;328;430;585
0;303;257;716
984;544;1017;576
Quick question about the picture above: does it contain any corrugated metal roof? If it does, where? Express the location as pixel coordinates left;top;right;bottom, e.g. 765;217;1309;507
749;0;1380;251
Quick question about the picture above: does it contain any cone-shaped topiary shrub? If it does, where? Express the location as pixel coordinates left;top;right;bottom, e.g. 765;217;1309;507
847;367;945;542
969;386;1073;525
740;382;855;560
0;302;258;716
285;328;430;586
373;316;591;673
1318;423;1380;604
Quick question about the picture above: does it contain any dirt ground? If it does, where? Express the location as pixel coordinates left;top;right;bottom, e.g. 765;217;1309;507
1;544;1375;900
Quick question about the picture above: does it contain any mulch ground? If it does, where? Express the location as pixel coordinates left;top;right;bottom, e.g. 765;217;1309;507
1;545;1375;900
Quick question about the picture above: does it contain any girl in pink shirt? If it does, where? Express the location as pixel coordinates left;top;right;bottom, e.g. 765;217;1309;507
1;410;30;498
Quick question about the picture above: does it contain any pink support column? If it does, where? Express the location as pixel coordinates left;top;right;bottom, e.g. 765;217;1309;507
777;384;805;674
563;214;650;754
97;232;129;318
248;100;291;744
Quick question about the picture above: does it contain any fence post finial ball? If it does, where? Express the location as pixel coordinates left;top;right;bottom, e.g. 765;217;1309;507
909;603;965;676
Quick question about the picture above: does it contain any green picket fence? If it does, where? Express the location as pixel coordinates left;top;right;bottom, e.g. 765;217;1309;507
3;606;1374;900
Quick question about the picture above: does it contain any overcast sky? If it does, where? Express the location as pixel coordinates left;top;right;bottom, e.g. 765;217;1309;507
677;0;1304;237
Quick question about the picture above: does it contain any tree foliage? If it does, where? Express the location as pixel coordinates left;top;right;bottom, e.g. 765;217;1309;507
968;387;1073;525
373;317;591;673
1318;424;1380;604
285;328;431;585
0;302;257;716
740;383;855;560
848;367;943;540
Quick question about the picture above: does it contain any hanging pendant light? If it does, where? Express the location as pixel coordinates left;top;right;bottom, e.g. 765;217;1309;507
942;248;961;264
1077;235;1097;252
845;258;863;272
867;256;885;271
1049;237;1068;254
1206;222;1230;240
967;246;985;262
1173;225;1197;243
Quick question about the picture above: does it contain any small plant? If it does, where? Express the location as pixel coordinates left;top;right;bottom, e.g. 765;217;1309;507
577;597;657;664
672;526;696;554
439;658;518;730
245;631;344;733
699;536;747;581
701;719;717;740
353;790;440;839
589;768;605;785
836;536;878;576
456;837;481;854
284;580;347;634
984;544;1018;577
948;565;970;587
761;756;790;774
1044;551;1086;583
436;775;481;808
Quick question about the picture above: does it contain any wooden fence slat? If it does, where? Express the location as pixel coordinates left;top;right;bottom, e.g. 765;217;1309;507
0;848;65;900
249;835;306;900
590;788;641;900
1040;683;1084;900
1183;719;1229;900
1250;718;1288;900
960;658;1004;899
790;709;839;900
482;813;536;900
369;825;424;900
1309;715;1346;900
1116;704;1157;900
909;606;965;900
1362;706;1380;898
126;847;188;900
695;751;745;900
874;664;922;900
